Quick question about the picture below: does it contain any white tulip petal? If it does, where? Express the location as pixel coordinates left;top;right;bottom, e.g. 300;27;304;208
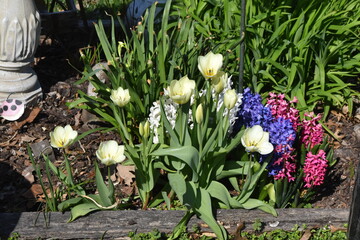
96;140;126;166
198;52;223;79
49;125;78;149
241;125;274;155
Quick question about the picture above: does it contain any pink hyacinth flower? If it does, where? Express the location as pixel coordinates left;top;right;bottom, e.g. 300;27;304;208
303;150;328;188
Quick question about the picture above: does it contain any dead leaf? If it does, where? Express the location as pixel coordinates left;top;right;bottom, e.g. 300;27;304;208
0;132;17;147
30;184;44;197
329;225;347;233
333;128;345;141
121;186;135;196
342;105;349;115
20;135;36;144
300;229;312;240
201;232;217;238
12;107;41;130
74;111;82;127
116;165;135;186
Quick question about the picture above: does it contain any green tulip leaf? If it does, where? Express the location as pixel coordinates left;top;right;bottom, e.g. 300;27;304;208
217;161;253;180
152;146;199;182
195;187;229;240
58;197;83;212
207;181;242;209
168;173;187;204
242;198;277;217
68;202;100;222
95;162;112;207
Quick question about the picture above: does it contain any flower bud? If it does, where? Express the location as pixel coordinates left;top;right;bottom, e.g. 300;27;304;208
267;183;276;203
223;89;237;109
143;121;150;138
139;122;144;136
117;41;126;56
211;71;228;94
252;161;261;172
195;104;204;124
139;121;150;139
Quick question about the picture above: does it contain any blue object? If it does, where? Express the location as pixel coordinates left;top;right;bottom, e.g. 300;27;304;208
125;0;168;29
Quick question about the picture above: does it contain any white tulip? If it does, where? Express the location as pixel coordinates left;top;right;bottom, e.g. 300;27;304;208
224;89;237;109
211;71;228;94
198;51;223;79
195;104;204;124
167;75;196;104
50;125;78;149
96;140;126;166
110;87;131;107
139;120;150;138
241;125;274;155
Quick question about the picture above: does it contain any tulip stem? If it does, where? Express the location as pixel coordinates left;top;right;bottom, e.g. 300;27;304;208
197;121;203;157
120;108;133;147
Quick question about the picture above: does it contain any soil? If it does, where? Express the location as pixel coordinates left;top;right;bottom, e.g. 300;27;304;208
0;28;359;213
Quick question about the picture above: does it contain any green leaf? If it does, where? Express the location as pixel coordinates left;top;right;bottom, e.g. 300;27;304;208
217;161;253;180
207;181;242;209
68;202;100;222
58;197;83;212
152;146;199;182
168;173;187;204
242;198;277;216
195;187;229;240
238;160;268;204
95;163;112;207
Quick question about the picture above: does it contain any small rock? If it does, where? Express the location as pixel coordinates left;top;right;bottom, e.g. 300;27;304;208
22;166;35;183
268;221;279;227
87;62;109;97
353;124;360;143
30;140;55;161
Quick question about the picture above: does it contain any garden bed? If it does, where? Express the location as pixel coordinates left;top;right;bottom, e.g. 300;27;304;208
0;208;350;239
0;3;359;239
0;32;359;213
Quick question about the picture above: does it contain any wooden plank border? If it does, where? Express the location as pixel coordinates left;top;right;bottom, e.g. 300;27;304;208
0;208;349;239
347;160;360;240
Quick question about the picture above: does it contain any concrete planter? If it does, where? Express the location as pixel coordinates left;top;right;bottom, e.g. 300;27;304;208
0;0;42;106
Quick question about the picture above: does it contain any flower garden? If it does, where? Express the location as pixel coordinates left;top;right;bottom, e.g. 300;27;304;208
0;0;360;239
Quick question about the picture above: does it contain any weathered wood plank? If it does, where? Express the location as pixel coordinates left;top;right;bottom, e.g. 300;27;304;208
0;208;349;239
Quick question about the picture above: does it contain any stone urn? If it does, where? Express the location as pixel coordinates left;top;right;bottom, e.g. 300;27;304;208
0;0;42;107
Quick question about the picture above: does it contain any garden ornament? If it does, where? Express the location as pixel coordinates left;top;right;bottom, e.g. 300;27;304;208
0;0;42;107
0;99;25;121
